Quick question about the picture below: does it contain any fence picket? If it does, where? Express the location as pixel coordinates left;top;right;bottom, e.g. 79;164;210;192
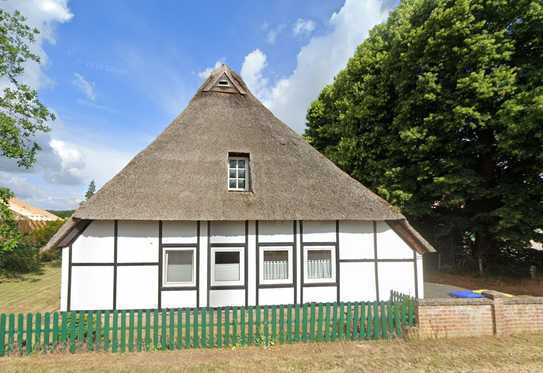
339;303;345;340
294;304;300;342
0;314;6;356
302;304;308;342
112;311;119;353
137;310;143;352
68;311;76;353
44;312;50;353
233;307;238;345
279;305;285;344
17;314;24;354
8;314;15;354
331;303;338;341
192;308;199;348
185;308;191;348
26;313;33;355
248;306;253;345
286;304;292;343
34;312;42;352
373;303;379;339
169;309;175;350
129;310;135;352
254;305;260;344
346;303;352;340
263;305;269;345
208;308;214;348
104;310;110;351
240;307;246;346
216;308;222;348
201;308;206;348
224;307;230;347
176;309;182;350
271;305;277;344
161;309;167;351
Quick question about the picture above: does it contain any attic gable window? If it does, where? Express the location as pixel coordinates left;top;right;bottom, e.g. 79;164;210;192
228;154;249;191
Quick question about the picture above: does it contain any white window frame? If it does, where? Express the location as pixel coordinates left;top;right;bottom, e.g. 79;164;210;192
303;245;336;284
211;246;245;287
162;247;196;288
259;245;293;285
227;156;249;192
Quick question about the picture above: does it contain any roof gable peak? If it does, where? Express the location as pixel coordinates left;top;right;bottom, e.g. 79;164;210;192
201;64;246;95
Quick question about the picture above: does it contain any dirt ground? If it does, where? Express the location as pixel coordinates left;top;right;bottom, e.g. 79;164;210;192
1;333;542;372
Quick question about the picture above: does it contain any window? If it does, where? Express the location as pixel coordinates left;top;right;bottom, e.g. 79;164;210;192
211;247;245;286
163;248;195;287
217;78;230;87
303;246;336;283
260;246;293;285
228;156;249;191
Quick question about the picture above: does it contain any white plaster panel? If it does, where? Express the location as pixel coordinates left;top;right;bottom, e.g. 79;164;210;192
376;221;414;259
210;221;245;244
340;262;376;301
303;286;336;303
378;262;416;300
161;290;197;308
199;221;208;307
209;289;245;307
302;221;336;243
70;266;114;310
117;221;158;263
258;221;294;243
416;253;424;298
116;266;158;310
339;221;374;260
162;221;198;244
72;221;114;263
259;287;294;305
60;247;69;311
247;221;257;306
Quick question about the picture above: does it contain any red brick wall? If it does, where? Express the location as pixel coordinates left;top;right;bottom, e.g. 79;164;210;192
417;296;543;338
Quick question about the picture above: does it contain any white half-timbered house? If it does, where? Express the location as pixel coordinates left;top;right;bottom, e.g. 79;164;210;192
44;65;435;311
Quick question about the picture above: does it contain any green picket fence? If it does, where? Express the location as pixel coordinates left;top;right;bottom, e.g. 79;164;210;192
0;294;415;356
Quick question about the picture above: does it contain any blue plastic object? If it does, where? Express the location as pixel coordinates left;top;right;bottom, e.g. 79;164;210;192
449;290;484;298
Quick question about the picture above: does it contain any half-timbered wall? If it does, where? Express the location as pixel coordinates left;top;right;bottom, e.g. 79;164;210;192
61;219;424;311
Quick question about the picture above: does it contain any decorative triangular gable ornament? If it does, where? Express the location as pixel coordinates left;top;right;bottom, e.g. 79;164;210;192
202;65;246;95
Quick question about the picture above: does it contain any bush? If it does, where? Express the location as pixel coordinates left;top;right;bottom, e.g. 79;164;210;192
0;242;41;275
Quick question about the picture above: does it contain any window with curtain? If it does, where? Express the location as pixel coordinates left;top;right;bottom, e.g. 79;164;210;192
164;249;194;285
306;249;332;280
263;250;289;281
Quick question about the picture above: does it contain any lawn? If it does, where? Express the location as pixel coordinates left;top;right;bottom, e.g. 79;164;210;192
0;334;542;372
0;262;60;314
426;271;543;297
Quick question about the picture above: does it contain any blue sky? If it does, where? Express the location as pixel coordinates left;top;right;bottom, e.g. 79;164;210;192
0;0;397;210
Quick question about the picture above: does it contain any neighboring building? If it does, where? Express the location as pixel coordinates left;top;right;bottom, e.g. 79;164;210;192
44;65;435;311
8;197;60;232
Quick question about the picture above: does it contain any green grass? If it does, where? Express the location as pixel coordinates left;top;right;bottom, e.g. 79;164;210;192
0;262;60;314
1;334;543;372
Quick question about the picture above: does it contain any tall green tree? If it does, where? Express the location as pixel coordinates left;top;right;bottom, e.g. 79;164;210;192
85;179;96;200
306;0;543;272
0;10;54;262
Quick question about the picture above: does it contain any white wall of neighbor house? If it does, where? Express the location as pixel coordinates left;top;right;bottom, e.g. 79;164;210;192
62;219;424;311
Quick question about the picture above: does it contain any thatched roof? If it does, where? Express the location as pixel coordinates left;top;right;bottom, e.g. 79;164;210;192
44;64;435;253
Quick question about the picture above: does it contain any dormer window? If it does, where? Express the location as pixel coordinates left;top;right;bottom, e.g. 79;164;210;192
228;154;249;191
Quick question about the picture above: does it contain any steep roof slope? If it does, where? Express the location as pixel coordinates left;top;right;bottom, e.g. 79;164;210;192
8;197;60;221
74;65;403;221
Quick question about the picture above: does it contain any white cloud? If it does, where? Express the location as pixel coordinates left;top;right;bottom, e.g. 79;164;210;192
293;18;316;37
197;60;224;80
1;0;73;90
72;73;96;101
266;24;285;44
240;49;268;99
241;0;391;132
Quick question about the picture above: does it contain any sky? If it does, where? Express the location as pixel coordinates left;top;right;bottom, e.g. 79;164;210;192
0;0;398;210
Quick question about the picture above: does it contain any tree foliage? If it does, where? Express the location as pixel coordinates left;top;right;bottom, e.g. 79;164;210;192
85;180;96;200
306;0;543;270
0;9;54;272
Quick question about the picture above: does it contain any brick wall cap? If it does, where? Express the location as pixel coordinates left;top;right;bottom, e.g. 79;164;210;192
417;298;492;306
503;296;543;305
